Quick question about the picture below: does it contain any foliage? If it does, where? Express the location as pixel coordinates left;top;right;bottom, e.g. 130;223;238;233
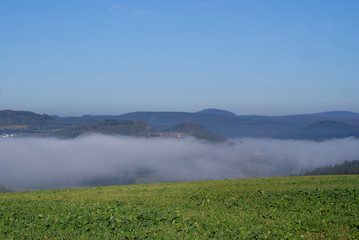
0;110;54;130
1;175;358;239
53;120;226;142
2;109;359;139
279;120;359;140
167;122;226;143
53;119;151;138
304;160;359;176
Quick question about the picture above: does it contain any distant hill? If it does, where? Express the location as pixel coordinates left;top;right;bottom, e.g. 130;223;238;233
0;110;54;126
115;111;300;138
303;160;359;176
2;109;359;140
286;111;359;119
278;120;359;140
0;110;56;135
197;108;237;117
166;122;226;143
52;109;359;139
53;119;225;142
54;119;151;138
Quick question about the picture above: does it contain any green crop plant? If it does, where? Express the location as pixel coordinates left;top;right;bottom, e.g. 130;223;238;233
1;175;358;239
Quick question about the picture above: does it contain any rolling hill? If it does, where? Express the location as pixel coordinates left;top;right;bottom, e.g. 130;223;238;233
278;120;359;140
53;119;151;138
1;176;358;239
166;122;226;143
197;108;237;117
303;160;359;175
52;119;226;142
0;110;54;126
1;109;359;140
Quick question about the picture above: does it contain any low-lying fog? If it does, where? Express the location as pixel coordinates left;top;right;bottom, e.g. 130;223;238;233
1;135;358;189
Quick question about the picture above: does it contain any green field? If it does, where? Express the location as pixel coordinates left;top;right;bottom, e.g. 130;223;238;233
1;176;358;239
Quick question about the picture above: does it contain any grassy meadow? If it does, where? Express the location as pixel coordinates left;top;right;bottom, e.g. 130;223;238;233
1;175;358;239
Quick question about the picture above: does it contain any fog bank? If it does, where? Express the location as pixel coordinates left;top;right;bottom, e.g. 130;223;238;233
0;135;358;189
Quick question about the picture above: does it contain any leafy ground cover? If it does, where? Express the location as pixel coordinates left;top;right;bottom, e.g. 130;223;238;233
1;175;358;239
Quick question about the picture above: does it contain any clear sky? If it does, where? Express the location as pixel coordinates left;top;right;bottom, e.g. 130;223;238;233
1;0;358;116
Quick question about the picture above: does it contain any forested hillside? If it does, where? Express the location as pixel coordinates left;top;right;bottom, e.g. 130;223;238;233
53;119;151;138
278;120;359;140
304;160;359;176
0;110;54;126
52;119;226;142
167;122;226;143
1;109;359;140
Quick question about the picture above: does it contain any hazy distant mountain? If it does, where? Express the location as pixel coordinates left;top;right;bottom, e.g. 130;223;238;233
54;119;151;138
282;111;359;119
0;110;56;135
1;109;359;140
167;122;226;143
0;110;54;126
278;120;359;140
197;108;237;117
53;119;226;142
68;109;359;139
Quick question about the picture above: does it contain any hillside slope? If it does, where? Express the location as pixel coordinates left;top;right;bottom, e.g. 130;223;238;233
166;122;226;142
0;110;54;126
304;160;359;175
1;176;358;239
197;108;237;117
53;119;151;138
2;109;359;139
52;119;225;142
279;120;359;140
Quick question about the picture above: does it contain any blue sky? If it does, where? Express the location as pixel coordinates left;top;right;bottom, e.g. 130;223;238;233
1;0;358;116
